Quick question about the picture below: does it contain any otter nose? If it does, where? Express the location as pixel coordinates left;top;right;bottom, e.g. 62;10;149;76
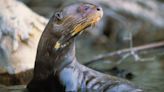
96;6;103;18
96;7;101;11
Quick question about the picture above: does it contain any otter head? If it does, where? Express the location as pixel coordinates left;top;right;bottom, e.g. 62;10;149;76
54;2;103;49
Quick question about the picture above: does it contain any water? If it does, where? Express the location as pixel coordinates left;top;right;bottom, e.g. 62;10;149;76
116;59;164;92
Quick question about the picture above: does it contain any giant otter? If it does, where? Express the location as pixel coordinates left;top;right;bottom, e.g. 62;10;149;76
27;2;143;92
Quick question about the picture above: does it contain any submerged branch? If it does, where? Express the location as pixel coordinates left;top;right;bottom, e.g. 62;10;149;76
84;41;164;66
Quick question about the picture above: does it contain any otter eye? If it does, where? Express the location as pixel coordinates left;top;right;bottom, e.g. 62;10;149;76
84;6;90;11
55;12;63;20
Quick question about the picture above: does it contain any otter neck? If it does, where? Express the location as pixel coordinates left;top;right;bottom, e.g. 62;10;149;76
54;39;76;71
34;18;77;79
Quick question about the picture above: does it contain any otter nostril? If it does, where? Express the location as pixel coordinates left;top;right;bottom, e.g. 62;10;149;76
96;7;101;11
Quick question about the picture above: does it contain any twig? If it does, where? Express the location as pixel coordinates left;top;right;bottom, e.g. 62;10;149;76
84;41;164;66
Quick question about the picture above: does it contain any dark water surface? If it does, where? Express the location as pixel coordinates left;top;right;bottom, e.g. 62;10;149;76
119;59;164;92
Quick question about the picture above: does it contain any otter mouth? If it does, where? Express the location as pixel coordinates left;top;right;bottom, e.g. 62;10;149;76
54;14;101;50
71;14;100;35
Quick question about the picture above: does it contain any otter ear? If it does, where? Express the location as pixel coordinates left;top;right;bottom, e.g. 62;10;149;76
55;12;63;20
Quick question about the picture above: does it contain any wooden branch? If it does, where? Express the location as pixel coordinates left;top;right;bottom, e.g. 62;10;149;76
84;41;164;66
